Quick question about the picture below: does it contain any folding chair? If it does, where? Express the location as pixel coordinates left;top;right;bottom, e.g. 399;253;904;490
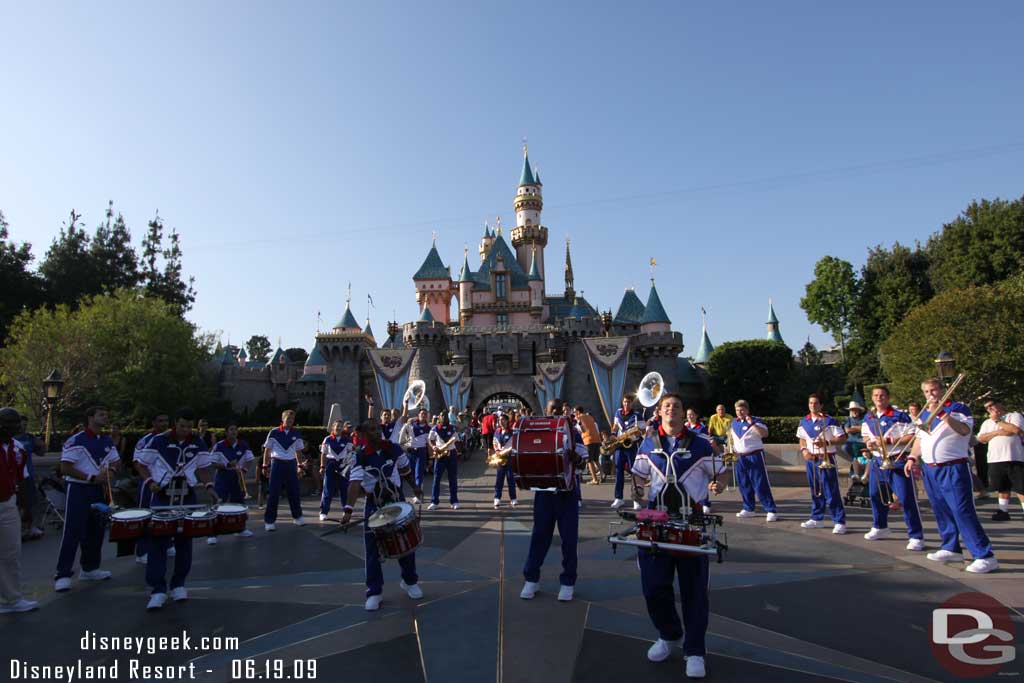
39;477;67;528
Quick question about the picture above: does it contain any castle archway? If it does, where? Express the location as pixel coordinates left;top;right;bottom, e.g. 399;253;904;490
475;391;535;415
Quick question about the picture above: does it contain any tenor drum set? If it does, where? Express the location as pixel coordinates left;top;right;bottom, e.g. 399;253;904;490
108;503;249;542
607;505;728;564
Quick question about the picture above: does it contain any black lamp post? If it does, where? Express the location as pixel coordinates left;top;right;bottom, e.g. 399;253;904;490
42;369;64;452
934;351;956;388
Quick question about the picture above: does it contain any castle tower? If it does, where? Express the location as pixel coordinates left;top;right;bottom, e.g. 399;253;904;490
404;306;446;413
766;298;784;344
510;147;548;291
694;313;714;366
528;246;543;317
413;238;453;324
563;238;575;302
478;223;494;264
458;248;475;326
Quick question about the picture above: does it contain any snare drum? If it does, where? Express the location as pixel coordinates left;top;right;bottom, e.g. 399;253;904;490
182;509;217;538
636;509;703;557
109;508;152;542
511;416;575;491
367;502;422;559
148;510;185;537
212;503;248;534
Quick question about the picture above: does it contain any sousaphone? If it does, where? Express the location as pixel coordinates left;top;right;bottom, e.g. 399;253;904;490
638;371;664;408
404;380;426;411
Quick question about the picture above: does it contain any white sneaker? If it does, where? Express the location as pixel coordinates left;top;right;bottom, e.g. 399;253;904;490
427;503;438;511
906;538;926;551
736;509;755;518
264;523;276;532
927;549;964;563
54;577;72;592
832;524;847;535
864;527;891;541
451;503;459;510
685;655;707;678
411;496;421;505
365;595;382;611
557;585;574;602
294;517;306;526
647;638;681;662
79;569;112;581
400;580;423;599
206;536;218;545
167;547;176;557
800;519;821;529
965;557;999;574
0;599;39;613
135;555;147;565
702;505;712;515
610;499;625;509
494;498;501;509
765;512;778;522
236;529;254;538
170;586;188;602
520;581;539;599
147;593;167;611
319;513;328;522
510;500;518;507
633;501;642;510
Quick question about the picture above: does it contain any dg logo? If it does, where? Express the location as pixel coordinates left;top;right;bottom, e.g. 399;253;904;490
931;592;1016;678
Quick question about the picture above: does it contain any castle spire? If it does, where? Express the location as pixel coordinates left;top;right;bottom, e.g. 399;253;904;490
519;145;536;186
564;237;575;301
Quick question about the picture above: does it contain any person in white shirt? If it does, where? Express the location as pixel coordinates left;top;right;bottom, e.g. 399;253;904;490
730;400;778;522
976;397;1024;521
795;395;847;534
906;378;997;573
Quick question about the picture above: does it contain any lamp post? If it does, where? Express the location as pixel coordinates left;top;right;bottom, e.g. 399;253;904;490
934;351;957;388
42;369;64;453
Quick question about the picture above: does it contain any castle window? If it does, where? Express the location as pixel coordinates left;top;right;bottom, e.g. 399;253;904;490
497;313;508;329
495;274;507;299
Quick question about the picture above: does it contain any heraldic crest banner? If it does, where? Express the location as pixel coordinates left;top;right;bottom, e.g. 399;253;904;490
582;337;631;426
435;365;467;412
533;376;548;409
366;349;418;410
457;377;472;411
536;362;567;403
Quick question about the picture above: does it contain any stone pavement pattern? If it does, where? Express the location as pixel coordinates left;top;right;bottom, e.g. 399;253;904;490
8;459;1024;682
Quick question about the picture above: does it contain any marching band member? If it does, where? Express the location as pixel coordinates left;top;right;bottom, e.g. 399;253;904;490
631;393;724;679
428;414;459;510
611;394;643;509
796;395;847;534
319;420;353;521
861;387;924;549
520;398;589;602
977;397;1024;521
54;407;120;593
134;413;169;564
907;378;997;573
207;422;255;543
133;408;217;610
401;408;432;501
492;413;518;508
731;400;778;522
261;410;307;531
341;420;424;611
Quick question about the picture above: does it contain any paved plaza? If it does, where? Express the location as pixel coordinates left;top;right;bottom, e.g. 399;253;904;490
8;459;1023;682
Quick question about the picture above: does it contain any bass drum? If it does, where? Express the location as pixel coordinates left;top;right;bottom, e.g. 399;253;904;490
511;416;575;491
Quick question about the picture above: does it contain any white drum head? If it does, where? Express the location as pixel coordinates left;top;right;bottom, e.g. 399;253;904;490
189;510;215;519
153;510;184;521
214;503;247;514
368;502;414;529
112;508;152;521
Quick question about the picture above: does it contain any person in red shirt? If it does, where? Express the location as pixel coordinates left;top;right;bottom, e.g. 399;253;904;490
480;410;498;460
0;407;38;613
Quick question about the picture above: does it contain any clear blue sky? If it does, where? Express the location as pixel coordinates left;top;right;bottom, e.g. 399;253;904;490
3;1;1023;355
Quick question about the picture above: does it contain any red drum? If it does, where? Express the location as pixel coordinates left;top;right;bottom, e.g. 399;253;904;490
511;416;575;491
182;510;217;538
635;509;703;557
212;503;248;534
367;502;422;559
149;510;185;537
109;508;151;542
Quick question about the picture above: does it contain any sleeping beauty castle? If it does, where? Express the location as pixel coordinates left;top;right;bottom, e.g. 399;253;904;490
212;150;785;427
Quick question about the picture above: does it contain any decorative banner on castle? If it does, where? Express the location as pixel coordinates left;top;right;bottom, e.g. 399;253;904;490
366;349;418;410
434;365;466;411
582;337;631;426
457;377;473;411
533;376;548;409
537;362;567;402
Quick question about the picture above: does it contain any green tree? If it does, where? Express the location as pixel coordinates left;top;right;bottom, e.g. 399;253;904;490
141;212;196;314
0;211;43;343
800;256;858;363
91;200;140;292
38;210;98;308
284;347;308;363
0;290;215;427
879;282;1024;410
926;196;1024;293
246;335;272;363
706;340;792;413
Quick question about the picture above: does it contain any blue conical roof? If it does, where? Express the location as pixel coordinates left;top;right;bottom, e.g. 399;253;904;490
528;249;541;281
568;297;589;320
413;244;450;280
614;288;646;324
694;327;714;363
459;253;473;283
334;304;360;330
640;284;671;324
767;300;779;324
270;347;286;364
363;320;374;337
220;350;236;365
418;306;435;323
519;152;537;186
305;345;326;366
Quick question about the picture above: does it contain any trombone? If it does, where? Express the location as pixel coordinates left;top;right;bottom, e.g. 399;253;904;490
809;415;835;498
866;414;896;507
914;372;966;434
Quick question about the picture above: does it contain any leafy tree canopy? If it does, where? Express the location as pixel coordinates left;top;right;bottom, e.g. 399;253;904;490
926;196;1024;294
706;340;792;414
800;256;858;361
0;211;43;344
246;335;272;363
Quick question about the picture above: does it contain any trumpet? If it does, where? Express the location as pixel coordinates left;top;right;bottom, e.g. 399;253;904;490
866;414;895;507
430;435;459;460
809;415;835;498
915;372;966;434
487;444;515;467
600;425;643;456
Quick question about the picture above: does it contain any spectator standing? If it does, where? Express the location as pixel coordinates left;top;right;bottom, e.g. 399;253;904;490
1;407;38;613
842;402;868;484
573;406;603;486
976;397;1024;521
13;417;44;540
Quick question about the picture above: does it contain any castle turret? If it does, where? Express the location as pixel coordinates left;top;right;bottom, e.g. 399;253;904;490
766;298;784;344
640;283;671;334
458;249;474;326
510;147;548;291
413;239;453;324
528;246;543;315
694;326;714;365
404;305;446;414
478;223;494;264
